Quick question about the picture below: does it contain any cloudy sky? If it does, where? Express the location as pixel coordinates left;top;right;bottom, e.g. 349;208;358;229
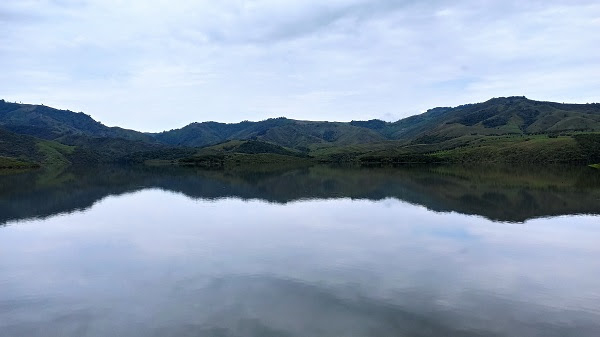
1;0;599;131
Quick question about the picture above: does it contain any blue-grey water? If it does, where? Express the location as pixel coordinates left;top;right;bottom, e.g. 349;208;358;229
1;165;600;336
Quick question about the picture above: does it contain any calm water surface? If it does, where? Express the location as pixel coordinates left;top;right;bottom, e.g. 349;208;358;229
1;165;600;336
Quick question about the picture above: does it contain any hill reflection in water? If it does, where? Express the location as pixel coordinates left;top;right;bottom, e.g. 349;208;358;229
1;164;599;225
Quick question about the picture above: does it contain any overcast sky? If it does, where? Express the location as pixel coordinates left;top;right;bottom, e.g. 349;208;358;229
1;0;599;132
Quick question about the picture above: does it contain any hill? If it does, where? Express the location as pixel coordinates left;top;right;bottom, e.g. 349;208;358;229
0;99;186;167
1;96;600;169
310;97;600;165
385;96;600;142
0;99;152;142
152;117;385;149
173;140;311;168
0;127;74;169
149;96;600;150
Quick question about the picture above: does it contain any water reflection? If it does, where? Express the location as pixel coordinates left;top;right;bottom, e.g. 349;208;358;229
1;164;599;224
1;194;599;336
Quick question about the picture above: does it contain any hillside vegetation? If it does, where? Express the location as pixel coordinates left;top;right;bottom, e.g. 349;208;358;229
0;127;73;169
1;97;600;169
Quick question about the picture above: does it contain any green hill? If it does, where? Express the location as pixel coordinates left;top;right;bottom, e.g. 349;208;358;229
150;96;600;152
152;117;385;149
0;127;74;169
199;139;307;157
2;96;600;169
176;140;311;168
384;96;600;142
0;99;153;142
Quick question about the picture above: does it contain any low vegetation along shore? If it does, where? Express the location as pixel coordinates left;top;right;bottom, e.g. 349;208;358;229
1;96;600;171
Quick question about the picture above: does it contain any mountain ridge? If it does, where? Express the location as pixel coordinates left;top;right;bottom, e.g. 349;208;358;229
1;97;600;168
4;96;600;145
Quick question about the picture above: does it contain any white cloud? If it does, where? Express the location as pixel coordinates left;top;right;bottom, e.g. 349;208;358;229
0;0;599;131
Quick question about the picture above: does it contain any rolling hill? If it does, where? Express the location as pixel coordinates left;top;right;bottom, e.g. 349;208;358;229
0;99;153;142
152;117;385;149
0;127;74;169
150;96;600;153
385;96;600;142
1;96;600;169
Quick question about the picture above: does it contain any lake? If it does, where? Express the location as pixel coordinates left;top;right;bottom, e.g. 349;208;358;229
1;165;600;336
